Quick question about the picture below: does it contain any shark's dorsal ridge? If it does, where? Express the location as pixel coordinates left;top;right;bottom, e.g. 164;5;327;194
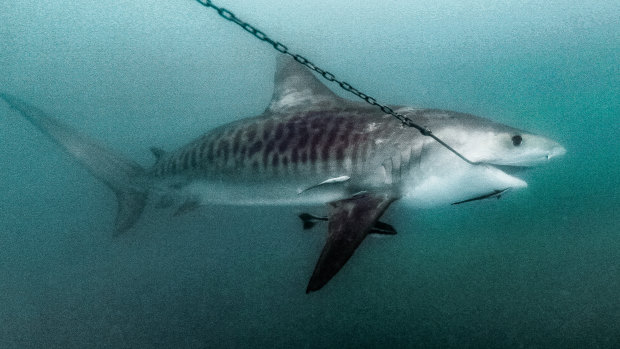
268;55;344;113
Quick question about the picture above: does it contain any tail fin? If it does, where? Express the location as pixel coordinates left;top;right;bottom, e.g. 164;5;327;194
1;93;148;234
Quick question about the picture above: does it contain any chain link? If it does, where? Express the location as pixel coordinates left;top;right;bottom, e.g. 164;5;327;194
195;0;477;165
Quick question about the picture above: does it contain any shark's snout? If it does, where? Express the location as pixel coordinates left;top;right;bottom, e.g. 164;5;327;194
547;145;566;160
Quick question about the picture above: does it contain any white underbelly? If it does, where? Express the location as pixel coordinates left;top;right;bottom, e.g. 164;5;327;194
158;179;350;206
400;163;528;208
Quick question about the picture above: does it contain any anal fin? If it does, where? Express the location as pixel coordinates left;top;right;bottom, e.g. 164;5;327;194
174;199;200;216
306;192;396;293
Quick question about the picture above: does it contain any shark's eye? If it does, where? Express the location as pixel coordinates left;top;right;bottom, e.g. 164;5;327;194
512;135;522;146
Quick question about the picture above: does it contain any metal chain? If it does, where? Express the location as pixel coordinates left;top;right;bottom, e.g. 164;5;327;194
195;0;478;165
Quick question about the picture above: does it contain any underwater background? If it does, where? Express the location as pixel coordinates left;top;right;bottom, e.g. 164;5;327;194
0;0;618;347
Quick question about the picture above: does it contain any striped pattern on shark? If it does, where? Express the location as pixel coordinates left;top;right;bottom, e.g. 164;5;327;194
1;55;565;292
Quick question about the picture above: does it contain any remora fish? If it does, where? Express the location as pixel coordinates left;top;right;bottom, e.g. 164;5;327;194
1;56;566;293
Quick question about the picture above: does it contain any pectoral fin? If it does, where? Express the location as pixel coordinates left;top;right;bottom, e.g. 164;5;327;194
306;192;396;293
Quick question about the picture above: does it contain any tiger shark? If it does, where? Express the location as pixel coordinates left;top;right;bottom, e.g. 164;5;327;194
1;56;565;293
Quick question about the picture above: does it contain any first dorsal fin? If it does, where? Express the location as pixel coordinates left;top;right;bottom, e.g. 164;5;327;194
268;55;344;113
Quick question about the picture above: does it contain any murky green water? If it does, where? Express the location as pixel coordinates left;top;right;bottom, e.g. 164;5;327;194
1;0;618;347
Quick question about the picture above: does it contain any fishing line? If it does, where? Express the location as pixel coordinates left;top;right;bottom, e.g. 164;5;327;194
194;0;479;166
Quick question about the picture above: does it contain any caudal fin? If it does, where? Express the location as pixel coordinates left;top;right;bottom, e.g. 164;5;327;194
1;93;148;234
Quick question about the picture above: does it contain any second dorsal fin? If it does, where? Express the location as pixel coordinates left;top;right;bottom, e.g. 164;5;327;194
150;147;166;160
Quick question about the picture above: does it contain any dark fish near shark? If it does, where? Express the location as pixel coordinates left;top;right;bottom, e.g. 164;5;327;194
0;56;565;292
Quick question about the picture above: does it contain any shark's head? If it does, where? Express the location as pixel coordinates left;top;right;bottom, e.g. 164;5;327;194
402;109;566;207
424;110;566;168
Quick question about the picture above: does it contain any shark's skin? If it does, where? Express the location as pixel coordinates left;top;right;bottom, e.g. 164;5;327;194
1;55;565;292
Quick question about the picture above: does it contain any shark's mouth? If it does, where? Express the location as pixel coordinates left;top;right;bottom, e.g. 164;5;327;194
449;164;532;205
493;164;531;176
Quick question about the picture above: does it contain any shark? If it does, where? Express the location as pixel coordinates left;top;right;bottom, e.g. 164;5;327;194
1;56;566;293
